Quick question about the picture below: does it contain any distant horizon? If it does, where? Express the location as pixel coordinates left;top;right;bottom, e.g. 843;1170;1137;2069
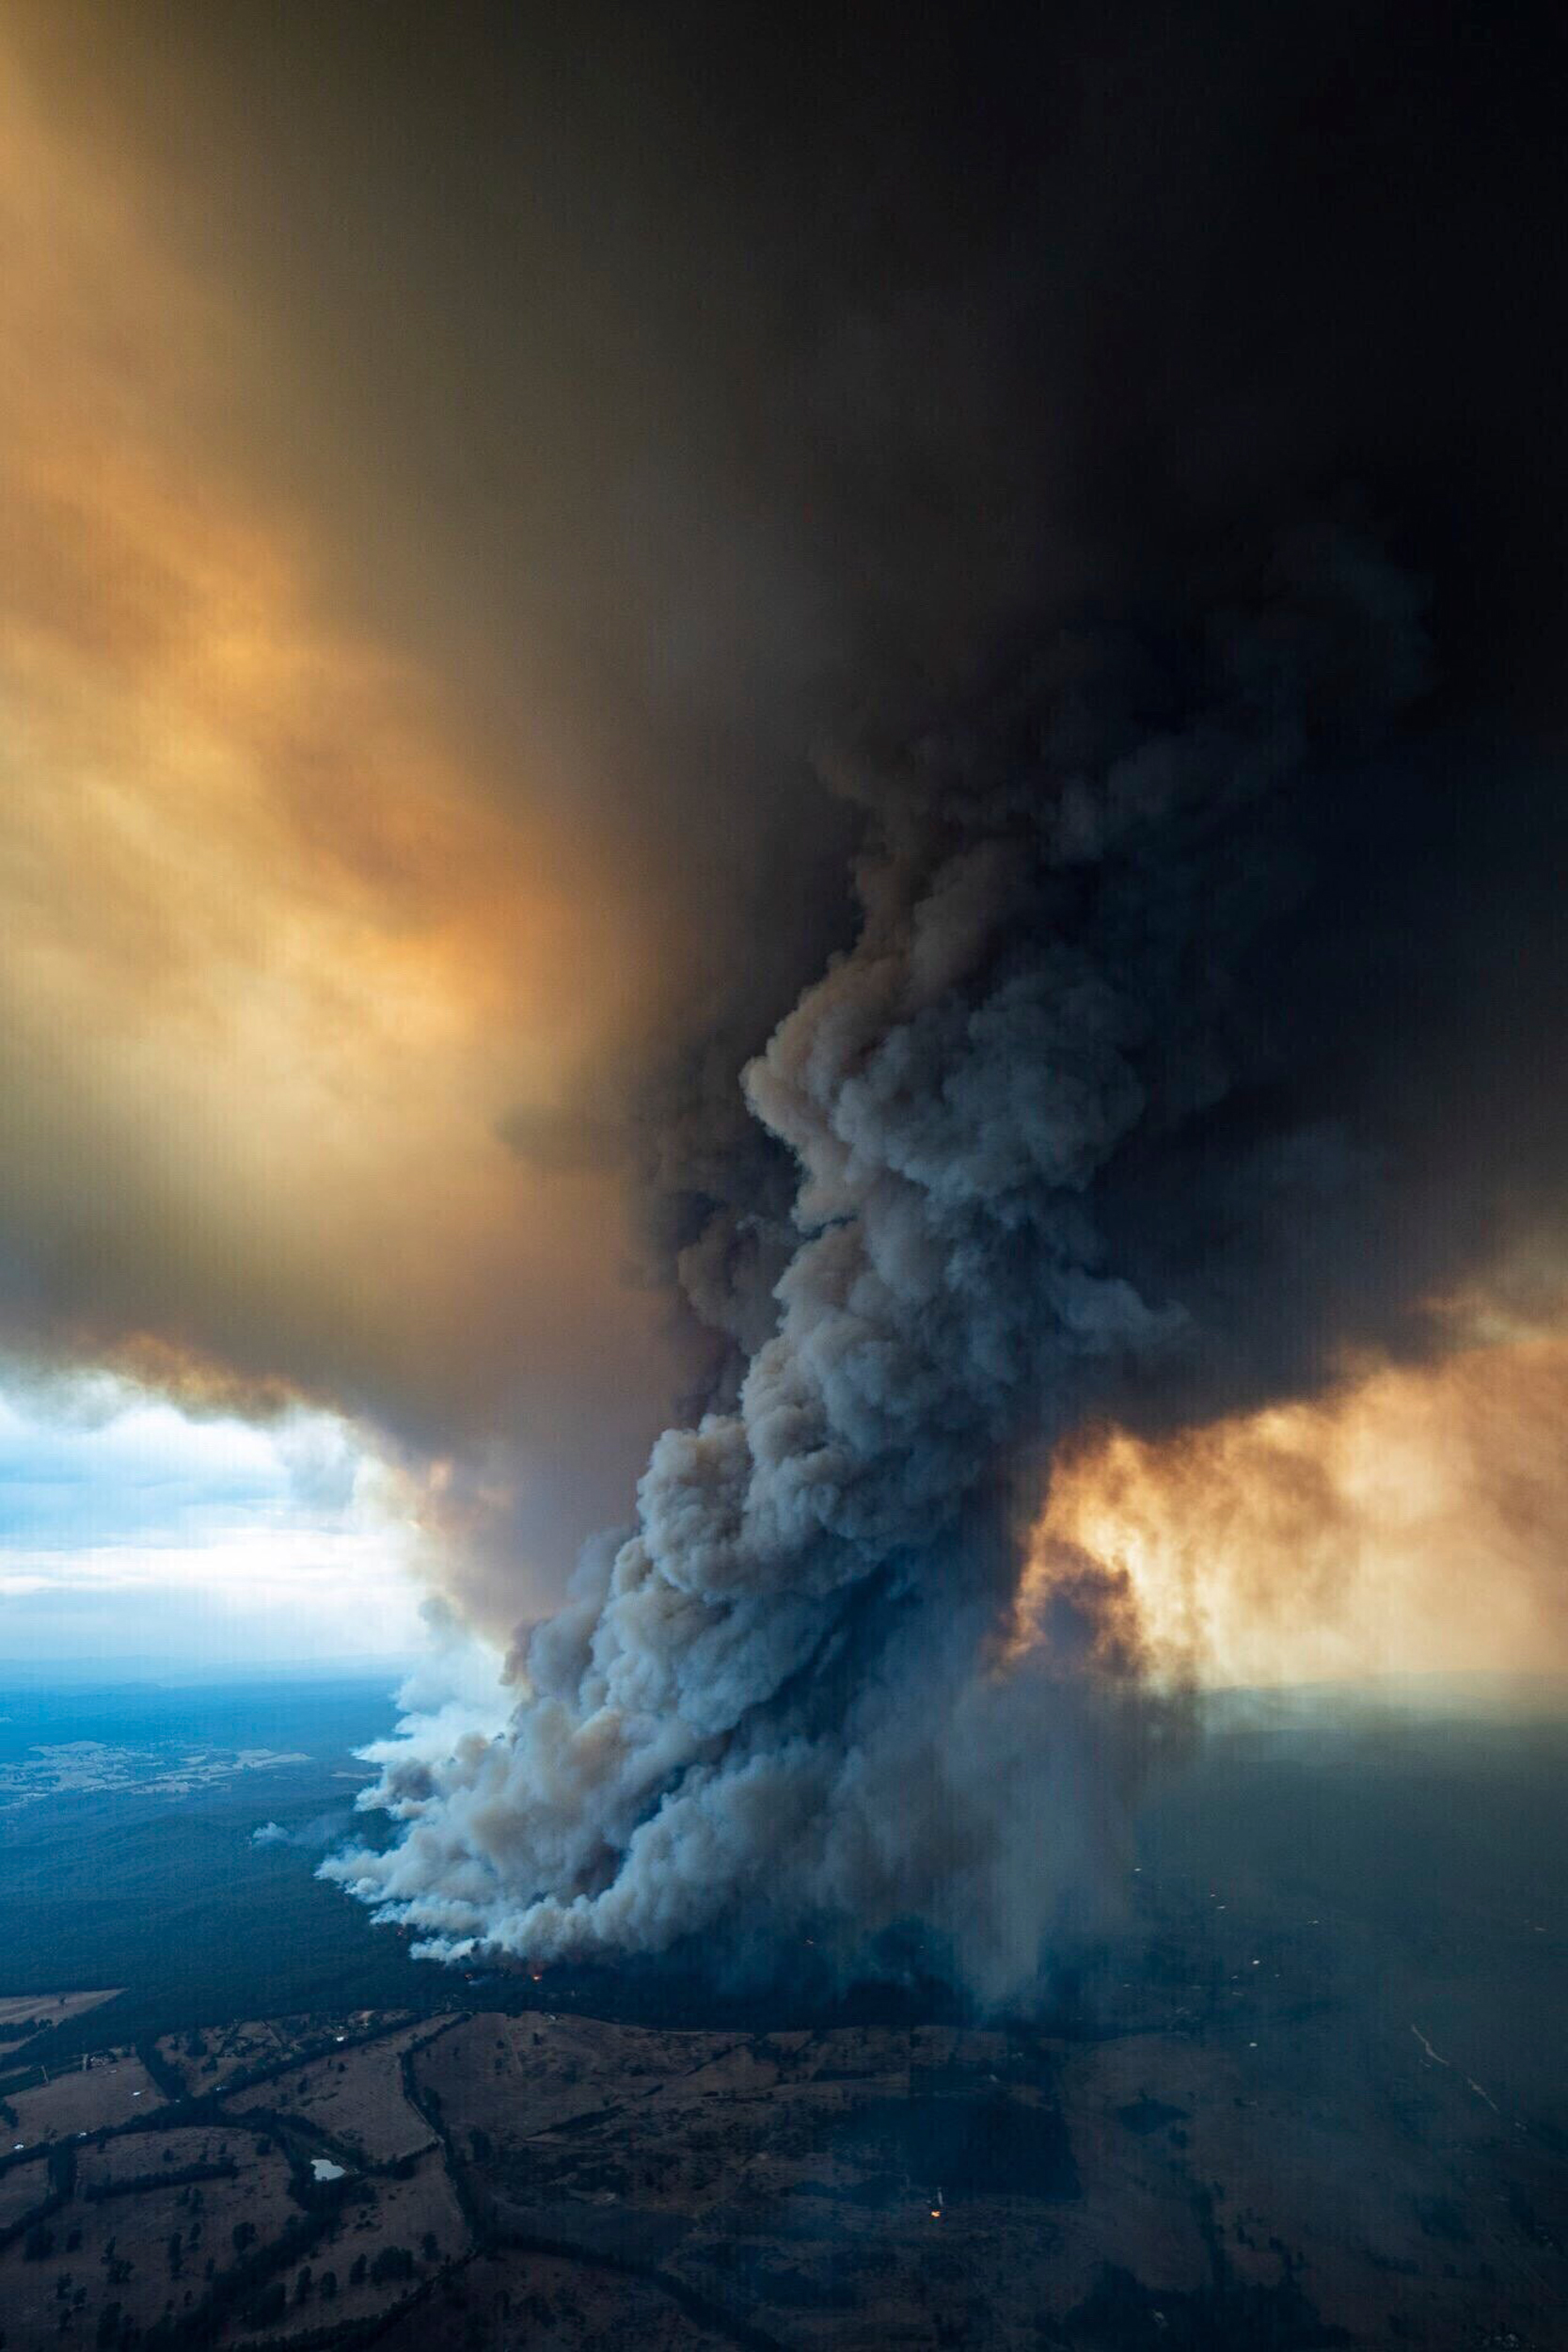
0;1653;422;1688
4;1656;1567;1714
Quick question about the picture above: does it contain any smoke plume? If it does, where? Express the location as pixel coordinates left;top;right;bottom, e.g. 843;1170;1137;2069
326;531;1527;2001
6;4;1568;1996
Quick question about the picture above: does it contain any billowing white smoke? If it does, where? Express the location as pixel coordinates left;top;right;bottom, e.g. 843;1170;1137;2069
325;535;1429;2001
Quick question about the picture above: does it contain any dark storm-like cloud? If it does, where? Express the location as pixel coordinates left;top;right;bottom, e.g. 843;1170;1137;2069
8;4;1567;1470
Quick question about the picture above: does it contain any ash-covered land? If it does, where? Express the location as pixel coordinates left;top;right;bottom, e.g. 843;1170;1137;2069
1;1683;1563;2351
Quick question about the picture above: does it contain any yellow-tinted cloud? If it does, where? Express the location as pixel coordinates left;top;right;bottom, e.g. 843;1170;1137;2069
0;39;678;1621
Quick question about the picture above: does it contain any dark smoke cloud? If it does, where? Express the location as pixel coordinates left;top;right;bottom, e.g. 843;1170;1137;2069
8;0;1568;1631
329;529;1558;1999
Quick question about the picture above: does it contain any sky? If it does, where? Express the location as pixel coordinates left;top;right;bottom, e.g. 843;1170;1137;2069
0;1376;427;1673
1;1;1567;1702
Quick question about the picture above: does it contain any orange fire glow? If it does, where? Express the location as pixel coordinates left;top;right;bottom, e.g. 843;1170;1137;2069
1019;1334;1568;1687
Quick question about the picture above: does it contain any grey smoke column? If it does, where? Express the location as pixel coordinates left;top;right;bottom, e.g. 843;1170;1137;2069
326;534;1430;1999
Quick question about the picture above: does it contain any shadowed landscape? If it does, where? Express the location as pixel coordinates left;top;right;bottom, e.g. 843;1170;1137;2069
0;1677;1562;2348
